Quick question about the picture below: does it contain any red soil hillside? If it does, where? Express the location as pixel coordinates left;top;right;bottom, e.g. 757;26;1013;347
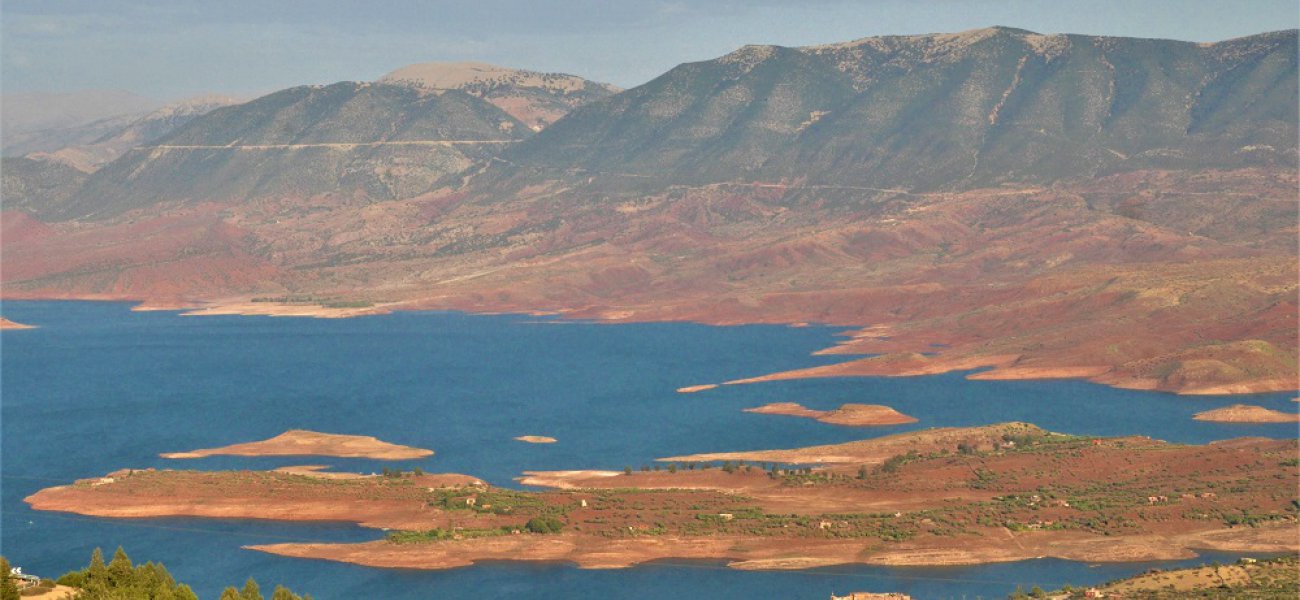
2;169;1295;395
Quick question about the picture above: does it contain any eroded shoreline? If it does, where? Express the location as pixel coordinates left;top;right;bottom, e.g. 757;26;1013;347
3;295;1295;396
26;424;1300;572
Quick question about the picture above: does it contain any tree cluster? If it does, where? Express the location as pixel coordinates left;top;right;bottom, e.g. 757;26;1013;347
0;548;310;600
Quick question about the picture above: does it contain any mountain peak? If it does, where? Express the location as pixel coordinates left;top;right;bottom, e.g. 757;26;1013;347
378;62;619;130
378;62;618;94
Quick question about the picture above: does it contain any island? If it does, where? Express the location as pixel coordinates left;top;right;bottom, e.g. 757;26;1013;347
159;430;433;460
28;423;1298;571
514;436;557;444
744;402;917;426
1193;404;1300;423
676;384;718;393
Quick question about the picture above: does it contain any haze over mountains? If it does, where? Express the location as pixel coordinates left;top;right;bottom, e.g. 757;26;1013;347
2;28;1297;394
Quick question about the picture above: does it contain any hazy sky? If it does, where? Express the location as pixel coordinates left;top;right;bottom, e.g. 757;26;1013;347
3;0;1297;100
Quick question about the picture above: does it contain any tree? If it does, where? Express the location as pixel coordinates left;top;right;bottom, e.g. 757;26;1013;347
271;585;300;600
107;547;133;586
240;577;264;600
175;584;200;600
525;517;563;534
1;556;20;600
220;587;243;600
87;548;107;584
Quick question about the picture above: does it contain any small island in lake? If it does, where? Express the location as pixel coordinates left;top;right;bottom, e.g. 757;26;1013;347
514;435;557;444
160;429;433;460
1193;404;1300;423
676;384;718;393
745;402;917;426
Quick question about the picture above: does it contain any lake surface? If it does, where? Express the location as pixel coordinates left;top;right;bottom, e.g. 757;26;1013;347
2;300;1296;599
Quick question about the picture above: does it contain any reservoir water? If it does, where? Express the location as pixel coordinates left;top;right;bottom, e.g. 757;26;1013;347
3;300;1295;599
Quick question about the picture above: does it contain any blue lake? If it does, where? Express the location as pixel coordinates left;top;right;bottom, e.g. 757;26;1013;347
2;300;1296;599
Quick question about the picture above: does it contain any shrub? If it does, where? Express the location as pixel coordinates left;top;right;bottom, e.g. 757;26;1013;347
525;517;564;534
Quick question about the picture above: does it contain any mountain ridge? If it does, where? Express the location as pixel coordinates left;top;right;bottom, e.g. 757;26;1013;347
479;28;1295;194
1;28;1295;395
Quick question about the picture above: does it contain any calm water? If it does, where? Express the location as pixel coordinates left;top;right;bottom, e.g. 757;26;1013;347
2;301;1296;599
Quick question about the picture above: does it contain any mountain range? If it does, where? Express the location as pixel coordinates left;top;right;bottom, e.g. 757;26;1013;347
2;29;1296;394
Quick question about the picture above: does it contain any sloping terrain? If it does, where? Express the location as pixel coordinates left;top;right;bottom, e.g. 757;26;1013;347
379;61;619;131
1;29;1295;394
60;82;529;220
482;28;1296;192
0;90;160;156
1;157;88;219
25;95;242;171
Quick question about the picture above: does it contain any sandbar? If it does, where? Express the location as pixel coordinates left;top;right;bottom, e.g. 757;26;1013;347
744;402;916;426
676;384;718;393
514;435;557;444
1193;404;1300;423
160;430;433;460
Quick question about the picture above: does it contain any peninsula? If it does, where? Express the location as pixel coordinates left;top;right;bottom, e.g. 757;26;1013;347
28;424;1299;571
0;317;35;329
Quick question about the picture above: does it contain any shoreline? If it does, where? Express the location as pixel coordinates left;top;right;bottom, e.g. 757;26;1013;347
25;424;1299;573
742;402;917;426
0;316;36;329
244;523;1297;570
160;430;434;460
3;296;1297;397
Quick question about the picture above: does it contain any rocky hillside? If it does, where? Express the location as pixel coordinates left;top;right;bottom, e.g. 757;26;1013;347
379;62;619;131
26;95;242;171
2;28;1296;394
60;82;528;220
486;27;1296;192
0;157;88;219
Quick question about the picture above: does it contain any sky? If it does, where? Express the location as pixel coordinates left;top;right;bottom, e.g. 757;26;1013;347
3;0;1298;100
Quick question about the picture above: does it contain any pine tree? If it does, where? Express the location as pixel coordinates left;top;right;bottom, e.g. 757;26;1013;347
271;584;302;600
107;547;133;586
220;587;242;600
86;548;108;584
240;576;263;600
174;584;200;600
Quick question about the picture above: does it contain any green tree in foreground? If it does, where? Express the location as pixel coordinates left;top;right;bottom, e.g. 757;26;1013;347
1;556;20;600
0;548;311;600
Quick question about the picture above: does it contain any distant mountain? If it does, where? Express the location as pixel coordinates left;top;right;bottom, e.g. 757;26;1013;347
2;29;1296;395
62;82;528;220
487;27;1297;192
1;90;160;156
27;95;243;171
0;157;88;219
379;62;619;131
